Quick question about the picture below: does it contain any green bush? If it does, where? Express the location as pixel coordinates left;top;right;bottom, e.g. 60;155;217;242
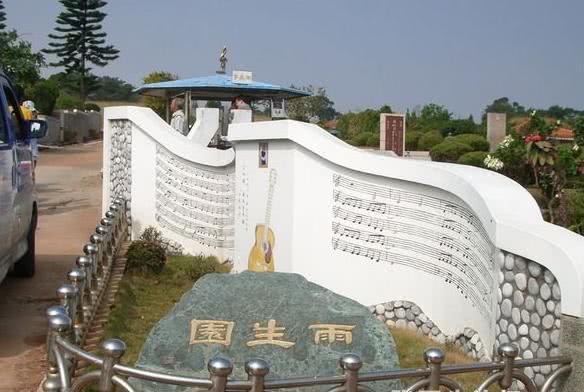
56;94;84;110
452;134;490;151
366;133;380;147
350;132;374;146
430;141;473;163
125;227;170;274
457;151;488;167
405;131;423;151
417;130;444;151
185;254;232;281
26;79;60;115
566;189;584;234
84;103;101;112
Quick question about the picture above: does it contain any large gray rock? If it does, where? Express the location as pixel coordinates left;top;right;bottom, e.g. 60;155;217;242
133;272;401;391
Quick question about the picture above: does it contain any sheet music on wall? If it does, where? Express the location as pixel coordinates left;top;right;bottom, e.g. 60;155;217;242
154;145;235;250
331;173;496;322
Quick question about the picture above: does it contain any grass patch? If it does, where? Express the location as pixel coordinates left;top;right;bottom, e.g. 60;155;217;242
391;327;500;391
103;255;227;364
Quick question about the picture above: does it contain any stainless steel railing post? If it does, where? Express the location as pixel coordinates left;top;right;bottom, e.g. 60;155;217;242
67;269;87;342
245;358;269;392
498;343;519;390
42;307;68;392
340;354;362;392
423;348;445;391
83;243;101;292
56;284;79;344
98;339;127;392
208;357;233;392
43;313;73;391
76;255;96;315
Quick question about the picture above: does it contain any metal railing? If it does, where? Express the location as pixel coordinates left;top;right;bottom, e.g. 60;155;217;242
40;198;573;392
42;198;129;391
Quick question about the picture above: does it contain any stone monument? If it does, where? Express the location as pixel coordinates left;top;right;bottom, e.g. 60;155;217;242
132;272;401;391
487;113;506;152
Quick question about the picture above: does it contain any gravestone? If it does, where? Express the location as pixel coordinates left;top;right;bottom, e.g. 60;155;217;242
132;271;401;391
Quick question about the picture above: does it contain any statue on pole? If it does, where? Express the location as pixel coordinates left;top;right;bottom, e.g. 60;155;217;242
219;46;228;74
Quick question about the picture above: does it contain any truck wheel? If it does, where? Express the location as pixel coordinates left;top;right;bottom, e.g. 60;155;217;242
14;215;36;278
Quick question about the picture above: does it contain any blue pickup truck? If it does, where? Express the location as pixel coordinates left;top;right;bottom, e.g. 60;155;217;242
0;71;47;282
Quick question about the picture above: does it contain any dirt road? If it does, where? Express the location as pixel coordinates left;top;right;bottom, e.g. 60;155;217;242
0;142;103;391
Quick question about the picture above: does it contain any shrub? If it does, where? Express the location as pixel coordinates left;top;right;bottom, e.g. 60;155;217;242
56;94;83;110
366;133;380;147
350;132;373;146
26;79;60;115
430;141;473;163
457;151;488;167
452;134;490;151
186;254;231;281
125;227;169;274
405;131;423;151
566;189;584;234
84;103;101;112
417;130;444;151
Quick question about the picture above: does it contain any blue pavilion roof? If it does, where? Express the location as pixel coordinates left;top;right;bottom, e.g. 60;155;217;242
134;74;309;100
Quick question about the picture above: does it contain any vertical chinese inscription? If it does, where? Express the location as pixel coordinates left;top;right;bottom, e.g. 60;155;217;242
382;114;405;156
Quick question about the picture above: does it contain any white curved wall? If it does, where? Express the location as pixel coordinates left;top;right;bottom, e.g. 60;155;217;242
103;107;235;259
228;120;584;351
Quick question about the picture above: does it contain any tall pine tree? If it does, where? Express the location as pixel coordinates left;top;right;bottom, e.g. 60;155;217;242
0;0;6;31
44;0;119;101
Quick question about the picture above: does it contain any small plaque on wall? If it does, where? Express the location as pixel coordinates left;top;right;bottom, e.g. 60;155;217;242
259;142;269;168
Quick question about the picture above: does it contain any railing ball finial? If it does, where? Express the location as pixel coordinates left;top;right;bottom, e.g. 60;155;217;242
113;198;124;206
48;313;72;333
109;204;120;213
245;358;270;377
102;339;127;359
83;243;98;256
90;233;103;244
208;357;234;377
424;348;445;365
105;211;116;221
340;353;363;372
68;268;86;284
96;225;109;236
101;217;113;227
498;343;519;359
46;305;67;319
56;283;78;300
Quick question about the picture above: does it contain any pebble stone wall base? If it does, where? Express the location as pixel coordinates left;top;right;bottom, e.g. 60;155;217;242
496;251;562;388
370;300;491;362
109;120;132;225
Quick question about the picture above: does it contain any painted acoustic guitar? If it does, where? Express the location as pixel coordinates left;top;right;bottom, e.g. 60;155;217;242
248;169;277;272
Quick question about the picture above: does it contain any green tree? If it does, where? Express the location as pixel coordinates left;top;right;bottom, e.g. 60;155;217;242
142;71;178;117
287;85;337;122
418;103;451;131
44;0;119;101
0;0;6;31
25;79;60;115
0;30;45;89
89;76;136;101
574;117;584;146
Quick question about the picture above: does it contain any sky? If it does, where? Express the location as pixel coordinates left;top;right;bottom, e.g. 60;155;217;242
5;0;584;118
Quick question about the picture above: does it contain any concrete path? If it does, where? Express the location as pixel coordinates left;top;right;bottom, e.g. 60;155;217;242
0;142;103;391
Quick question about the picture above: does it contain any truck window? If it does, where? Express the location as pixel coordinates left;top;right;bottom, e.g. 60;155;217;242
0;100;6;144
3;86;26;141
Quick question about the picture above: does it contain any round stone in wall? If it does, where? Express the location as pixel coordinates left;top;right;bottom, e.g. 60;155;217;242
419;313;428;323
530;313;540;327
536;298;547;317
504;271;515;283
515;256;527;271
513;291;524;306
498;271;504;284
520;337;529;350
550;330;560;346
528;262;542;277
403;302;411;309
554;303;561;317
528;278;539;295
519;324;529;336
499;318;508;332
386;320;396;328
546;301;555;312
511;308;521;325
405;310;415;321
523;350;534;359
497;251;505;268
550;348;560;356
385;311;394;319
544;270;554;284
412;305;421;316
499;334;509;344
521;310;530;323
514;273;527;291
525;296;535;311
541;331;551;349
395;308;406;319
555;319;561;329
394;300;403;308
502;283;513;298
537;347;547;358
501;299;512;318
396;319;407;329
407;321;417;330
421;324;430;334
552;283;561;300
542;315;554;330
540;283;551;301
375;304;385;315
504;254;515;270
529;326;541;341
497;288;502;304
386;302;395;311
534;374;545;387
508;324;518;340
